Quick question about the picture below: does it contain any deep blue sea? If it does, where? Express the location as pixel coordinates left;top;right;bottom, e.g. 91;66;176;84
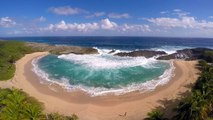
2;36;213;51
3;37;213;96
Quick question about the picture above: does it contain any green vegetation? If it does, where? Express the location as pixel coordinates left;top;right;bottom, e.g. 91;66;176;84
145;60;213;120
0;40;79;119
202;51;213;63
47;113;79;120
0;88;43;120
0;41;34;80
144;109;168;120
0;88;78;120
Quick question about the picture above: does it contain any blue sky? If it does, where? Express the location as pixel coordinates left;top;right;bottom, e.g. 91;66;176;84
1;0;213;37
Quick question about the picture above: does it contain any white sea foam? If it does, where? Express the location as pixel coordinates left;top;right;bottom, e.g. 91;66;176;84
151;46;193;54
94;47;130;55
32;55;175;97
32;57;74;88
58;52;157;69
65;61;175;96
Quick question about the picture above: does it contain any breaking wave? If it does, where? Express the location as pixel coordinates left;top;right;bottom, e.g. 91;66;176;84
32;48;175;97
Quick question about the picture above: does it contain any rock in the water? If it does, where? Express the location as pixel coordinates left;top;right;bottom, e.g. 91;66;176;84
108;49;116;54
115;50;167;58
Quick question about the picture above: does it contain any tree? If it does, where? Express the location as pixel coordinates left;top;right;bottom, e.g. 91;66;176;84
0;89;26;120
173;91;209;120
23;103;44;120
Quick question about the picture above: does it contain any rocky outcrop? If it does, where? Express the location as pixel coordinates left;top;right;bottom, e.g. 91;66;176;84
114;50;167;58
108;49;116;54
157;48;213;60
26;42;98;55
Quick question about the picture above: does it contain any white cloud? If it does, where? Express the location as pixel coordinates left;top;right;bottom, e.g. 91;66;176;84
108;13;130;19
49;6;87;15
209;16;213;19
38;16;46;22
159;9;190;17
0;17;16;27
41;18;151;33
173;9;182;12
42;20;99;32
147;16;213;30
173;9;190;17
160;11;169;14
100;18;117;30
85;12;105;18
119;24;151;32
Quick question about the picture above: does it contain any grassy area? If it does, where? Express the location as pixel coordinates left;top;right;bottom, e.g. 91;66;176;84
0;41;33;80
0;40;79;119
145;60;213;120
0;88;78;120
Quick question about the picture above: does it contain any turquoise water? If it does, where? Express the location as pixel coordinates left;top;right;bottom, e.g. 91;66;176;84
9;36;212;96
33;52;172;96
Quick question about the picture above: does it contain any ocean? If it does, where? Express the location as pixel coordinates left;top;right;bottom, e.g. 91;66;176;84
3;37;213;96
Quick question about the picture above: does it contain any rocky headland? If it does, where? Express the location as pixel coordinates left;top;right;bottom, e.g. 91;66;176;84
26;42;98;55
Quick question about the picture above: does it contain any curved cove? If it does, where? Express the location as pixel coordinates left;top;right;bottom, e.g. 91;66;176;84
33;53;173;96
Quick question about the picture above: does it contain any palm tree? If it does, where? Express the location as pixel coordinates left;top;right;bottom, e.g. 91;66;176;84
0;89;26;120
144;109;168;120
173;91;209;120
0;88;11;111
23;103;44;120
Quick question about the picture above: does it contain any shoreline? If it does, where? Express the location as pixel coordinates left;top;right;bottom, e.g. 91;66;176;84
32;55;175;97
0;52;199;120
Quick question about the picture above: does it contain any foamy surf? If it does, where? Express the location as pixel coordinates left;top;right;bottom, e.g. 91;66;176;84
32;48;175;97
151;46;193;54
58;54;158;69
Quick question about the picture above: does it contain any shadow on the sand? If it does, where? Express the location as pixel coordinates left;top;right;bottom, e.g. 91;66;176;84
153;83;193;119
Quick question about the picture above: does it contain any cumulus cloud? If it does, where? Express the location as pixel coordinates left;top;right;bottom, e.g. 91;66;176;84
41;18;150;33
108;13;130;19
0;17;16;27
42;20;99;32
119;24;151;32
147;16;213;30
49;6;87;15
100;18;117;30
85;12;105;18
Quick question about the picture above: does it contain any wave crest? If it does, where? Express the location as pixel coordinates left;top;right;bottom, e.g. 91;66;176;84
58;51;157;69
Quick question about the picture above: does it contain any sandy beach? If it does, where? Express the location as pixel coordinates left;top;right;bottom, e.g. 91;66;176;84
0;52;199;120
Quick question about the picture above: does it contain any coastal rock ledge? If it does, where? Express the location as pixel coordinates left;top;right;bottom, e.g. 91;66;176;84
157;48;213;61
114;50;167;58
26;42;98;55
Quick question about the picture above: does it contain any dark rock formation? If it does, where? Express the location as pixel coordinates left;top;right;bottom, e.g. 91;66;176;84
108;49;116;54
157;48;213;61
26;42;98;55
114;50;167;58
